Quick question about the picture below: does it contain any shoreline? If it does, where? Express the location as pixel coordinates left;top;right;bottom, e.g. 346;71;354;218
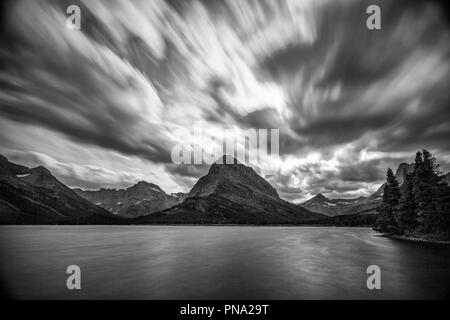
0;224;372;228
378;233;450;245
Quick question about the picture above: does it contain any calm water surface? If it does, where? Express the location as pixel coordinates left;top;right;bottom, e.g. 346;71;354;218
0;226;449;299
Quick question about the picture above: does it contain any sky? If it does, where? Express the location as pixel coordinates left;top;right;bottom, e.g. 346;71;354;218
0;0;449;202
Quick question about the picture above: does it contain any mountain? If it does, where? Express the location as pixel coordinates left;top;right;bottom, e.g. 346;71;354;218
171;192;187;202
367;162;415;200
137;155;326;224
0;155;121;224
303;163;415;217
302;193;371;217
74;181;180;218
394;163;415;184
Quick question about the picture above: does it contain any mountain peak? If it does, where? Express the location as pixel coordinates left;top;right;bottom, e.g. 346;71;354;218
190;156;279;200
215;155;241;165
126;181;164;195
20;166;66;190
0;154;30;177
316;193;327;200
140;156;324;224
0;156;118;224
32;166;52;176
74;180;179;218
303;193;328;205
208;155;242;174
135;180;162;189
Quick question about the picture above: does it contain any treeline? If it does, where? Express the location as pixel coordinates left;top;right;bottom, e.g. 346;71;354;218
325;213;378;227
375;150;450;240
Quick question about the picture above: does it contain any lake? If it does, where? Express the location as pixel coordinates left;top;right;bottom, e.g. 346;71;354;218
0;226;449;299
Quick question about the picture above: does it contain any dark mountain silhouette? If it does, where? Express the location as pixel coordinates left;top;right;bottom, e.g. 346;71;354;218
0;155;122;224
137;155;326;224
74;181;181;218
303;163;416;217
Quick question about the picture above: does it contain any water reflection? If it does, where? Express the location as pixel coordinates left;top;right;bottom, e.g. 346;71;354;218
0;226;449;299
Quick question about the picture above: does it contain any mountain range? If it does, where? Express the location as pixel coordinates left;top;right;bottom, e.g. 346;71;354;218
74;182;183;218
0;154;324;224
302;163;418;217
1;153;448;225
0;155;121;224
137;155;325;224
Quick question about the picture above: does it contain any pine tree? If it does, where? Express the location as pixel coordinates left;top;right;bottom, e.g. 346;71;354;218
376;168;400;233
397;172;416;234
414;150;441;233
375;149;450;239
414;151;423;172
436;177;450;239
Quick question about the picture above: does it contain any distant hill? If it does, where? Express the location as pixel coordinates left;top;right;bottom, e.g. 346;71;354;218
74;182;181;218
0;155;122;224
302;193;374;217
303;163;415;217
137;155;326;224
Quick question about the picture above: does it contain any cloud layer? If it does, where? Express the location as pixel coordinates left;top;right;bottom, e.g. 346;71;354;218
0;0;449;201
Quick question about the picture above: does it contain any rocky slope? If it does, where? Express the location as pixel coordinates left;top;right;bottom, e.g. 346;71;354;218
0;155;121;224
137;156;325;224
74;181;180;218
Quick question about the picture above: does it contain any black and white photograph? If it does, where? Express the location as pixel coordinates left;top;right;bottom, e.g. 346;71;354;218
0;0;450;305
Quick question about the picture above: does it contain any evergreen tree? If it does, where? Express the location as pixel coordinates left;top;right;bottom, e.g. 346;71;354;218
376;168;400;233
414;151;423;172
375;149;450;239
422;149;440;177
436;177;450;238
414;150;441;233
397;172;416;234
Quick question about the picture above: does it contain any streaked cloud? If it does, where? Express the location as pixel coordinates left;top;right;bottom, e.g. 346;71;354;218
0;0;449;201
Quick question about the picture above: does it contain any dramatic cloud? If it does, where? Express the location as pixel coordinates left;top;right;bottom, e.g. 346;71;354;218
0;0;449;201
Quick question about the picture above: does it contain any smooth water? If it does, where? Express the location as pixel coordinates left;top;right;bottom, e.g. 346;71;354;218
0;226;449;299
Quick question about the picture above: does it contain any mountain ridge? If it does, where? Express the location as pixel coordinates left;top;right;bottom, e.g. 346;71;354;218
74;181;182;218
0;155;121;224
137;155;326;224
302;162;439;217
2;153;447;225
